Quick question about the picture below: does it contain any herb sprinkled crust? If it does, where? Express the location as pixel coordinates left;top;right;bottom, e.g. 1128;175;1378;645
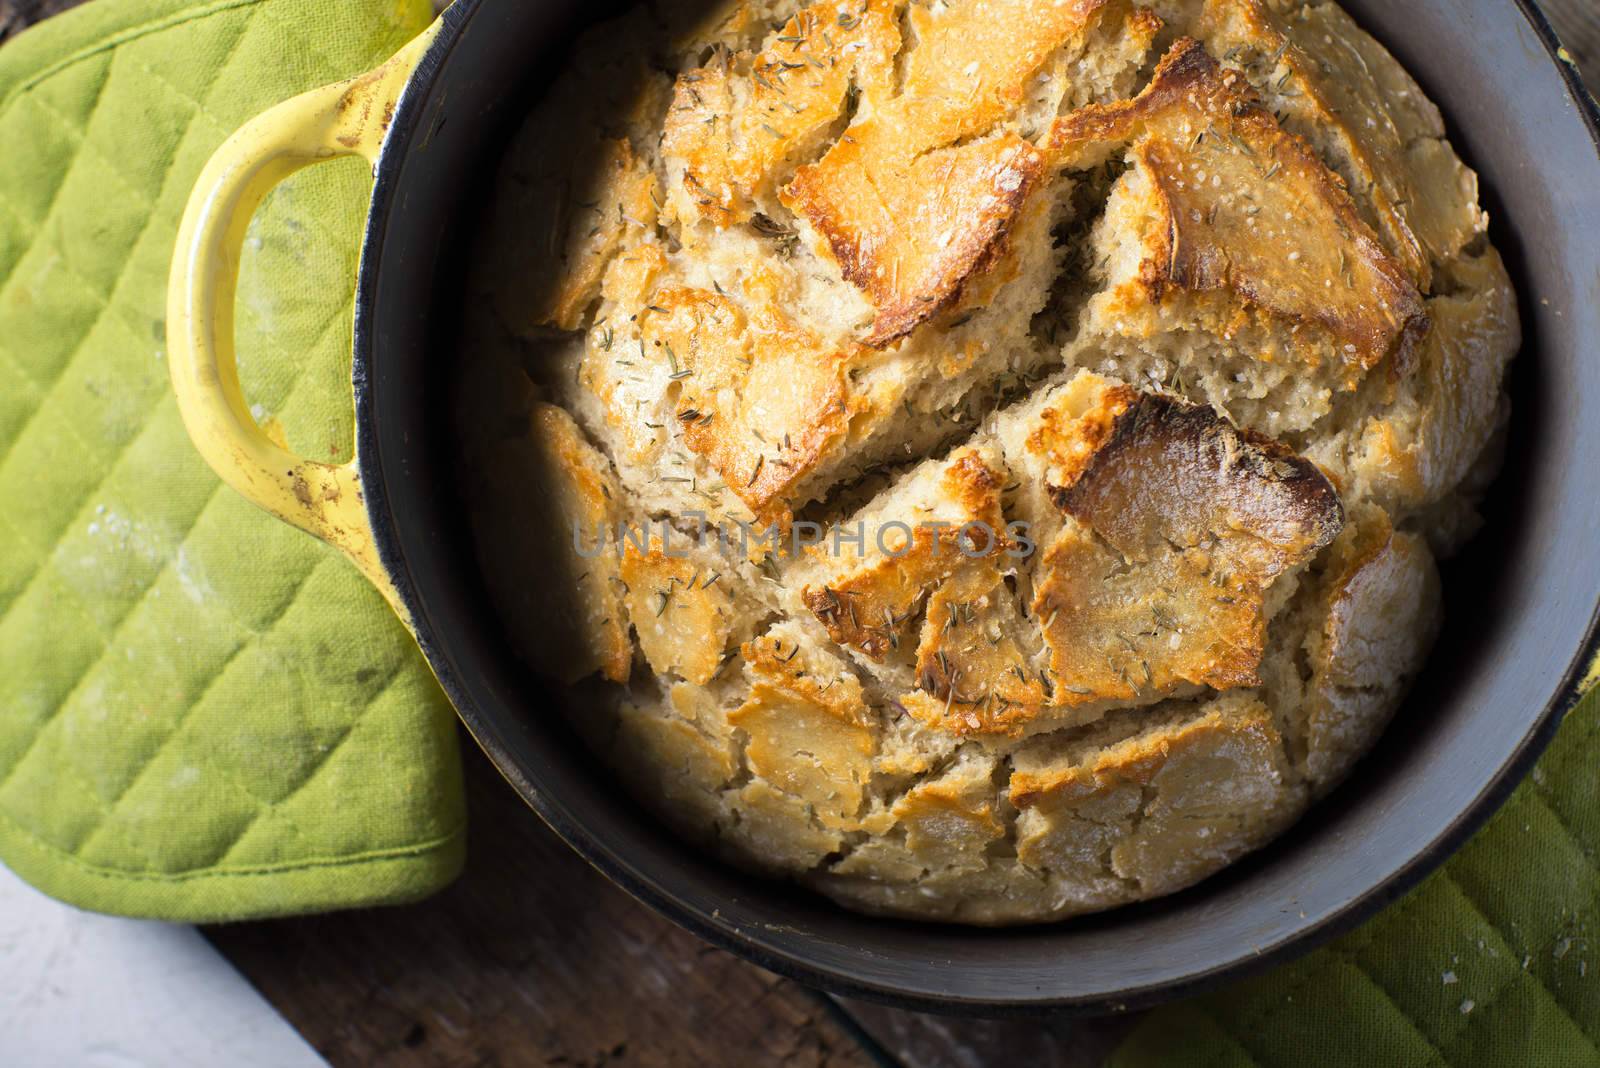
1050;36;1430;382
457;0;1515;923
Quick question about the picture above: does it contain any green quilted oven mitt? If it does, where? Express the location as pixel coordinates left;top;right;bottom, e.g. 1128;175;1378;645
0;0;465;922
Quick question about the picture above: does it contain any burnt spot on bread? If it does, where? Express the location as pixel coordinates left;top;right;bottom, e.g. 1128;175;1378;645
1051;391;1345;561
1031;388;1343;702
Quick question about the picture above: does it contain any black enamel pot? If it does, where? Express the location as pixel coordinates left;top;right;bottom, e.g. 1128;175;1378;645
167;0;1600;1014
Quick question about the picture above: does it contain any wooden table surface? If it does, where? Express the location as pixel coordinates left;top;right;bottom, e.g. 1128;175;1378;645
3;0;1596;1065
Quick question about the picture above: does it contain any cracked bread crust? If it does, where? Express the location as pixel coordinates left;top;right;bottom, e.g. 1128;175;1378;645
661;0;902;228
800;444;1010;660
1010;692;1296;900
1190;0;1484;293
639;279;863;524
1051;35;1429;384
786;131;1046;347
781;0;1117;346
456;0;1516;924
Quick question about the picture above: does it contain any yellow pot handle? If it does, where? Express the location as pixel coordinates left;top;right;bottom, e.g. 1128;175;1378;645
166;23;441;613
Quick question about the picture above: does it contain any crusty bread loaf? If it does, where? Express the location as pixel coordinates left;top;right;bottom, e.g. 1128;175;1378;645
456;0;1515;923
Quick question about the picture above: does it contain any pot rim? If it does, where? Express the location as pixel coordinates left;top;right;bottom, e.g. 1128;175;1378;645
349;0;1600;1015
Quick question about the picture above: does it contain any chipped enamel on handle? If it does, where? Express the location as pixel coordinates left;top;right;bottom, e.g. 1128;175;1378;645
167;23;441;614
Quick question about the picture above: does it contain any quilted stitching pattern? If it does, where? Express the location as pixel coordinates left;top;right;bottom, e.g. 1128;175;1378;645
1111;687;1600;1068
0;0;464;921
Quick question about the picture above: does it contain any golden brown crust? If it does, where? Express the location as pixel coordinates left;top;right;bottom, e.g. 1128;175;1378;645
727;629;877;826
803;449;1009;660
662;0;901;227
639;279;861;524
1031;390;1342;702
1023;377;1140;491
1011;696;1293;893
1051;37;1428;380
783;0;1117;346
907;565;1050;736
1031;520;1256;702
619;534;737;685
895;0;1114;138
1196;0;1483;291
786;133;1045;347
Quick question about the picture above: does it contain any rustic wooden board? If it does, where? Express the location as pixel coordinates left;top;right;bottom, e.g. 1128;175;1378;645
7;1;1598;1065
837;999;1136;1068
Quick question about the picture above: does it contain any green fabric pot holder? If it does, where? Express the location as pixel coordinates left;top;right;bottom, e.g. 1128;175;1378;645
0;0;464;923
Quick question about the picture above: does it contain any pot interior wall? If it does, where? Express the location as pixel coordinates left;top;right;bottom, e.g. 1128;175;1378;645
352;0;1600;1010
